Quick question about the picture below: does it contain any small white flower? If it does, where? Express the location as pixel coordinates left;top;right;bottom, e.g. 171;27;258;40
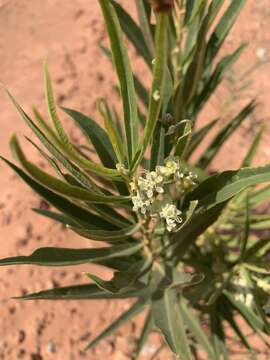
131;191;152;215
156;158;180;178
137;170;165;201
159;203;182;232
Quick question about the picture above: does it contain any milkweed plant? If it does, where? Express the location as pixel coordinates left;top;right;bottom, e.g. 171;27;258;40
1;0;270;358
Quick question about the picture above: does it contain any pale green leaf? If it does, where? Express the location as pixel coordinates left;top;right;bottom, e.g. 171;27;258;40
152;289;192;358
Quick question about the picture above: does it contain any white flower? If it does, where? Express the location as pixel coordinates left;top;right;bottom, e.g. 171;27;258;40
131;191;152;215
159;203;182;232
156;158;180;178
137;171;164;200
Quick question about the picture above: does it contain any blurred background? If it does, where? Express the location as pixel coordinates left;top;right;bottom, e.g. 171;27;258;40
0;1;269;359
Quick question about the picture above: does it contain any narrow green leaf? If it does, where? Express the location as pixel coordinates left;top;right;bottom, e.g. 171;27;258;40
250;184;270;207
45;64;114;174
33;107;61;146
29;115;120;192
10;136;128;204
135;0;154;56
184;0;205;26
34;204;132;230
210;305;228;359
150;122;165;170
17;283;149;300
207;0;226;27
98;99;125;164
221;298;252;351
239;193;250;260
197;101;255;168
99;0;139;162
63;105;129;196
0;156;118;230
205;0;246;66
182;16;208;108
87;257;151;293
25;136;72;183
71;223;140;242
133;310;154;359
174;120;193;158
185;118;218;159
0;243;142;267
11;99;103;190
242;125;264;167
187;164;270;211
99;45;149;109
195;44;247;113
171;200;198;237
61;107;117;168
180;298;216;360
85;298;148;351
6;90;121;180
132;13;168;171
224;290;265;331
152;289;192;358
111;0;152;66
33;208;82;227
244;238;270;260
170;202;227;259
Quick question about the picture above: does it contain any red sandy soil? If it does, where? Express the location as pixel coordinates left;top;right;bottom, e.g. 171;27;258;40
0;1;270;359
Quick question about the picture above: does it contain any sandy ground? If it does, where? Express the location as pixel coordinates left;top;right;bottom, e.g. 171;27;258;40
0;1;270;359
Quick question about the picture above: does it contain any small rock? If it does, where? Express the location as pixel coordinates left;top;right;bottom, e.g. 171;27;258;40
31;354;43;360
46;341;56;354
18;330;26;344
17;348;25;358
256;47;267;60
140;342;158;357
79;332;91;342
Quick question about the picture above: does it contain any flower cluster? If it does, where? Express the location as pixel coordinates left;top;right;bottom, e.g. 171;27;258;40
130;170;164;215
130;157;197;232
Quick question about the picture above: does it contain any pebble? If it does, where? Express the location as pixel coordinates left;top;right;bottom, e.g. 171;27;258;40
46;341;57;354
31;354;43;360
256;47;267;60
